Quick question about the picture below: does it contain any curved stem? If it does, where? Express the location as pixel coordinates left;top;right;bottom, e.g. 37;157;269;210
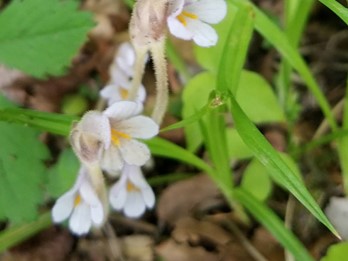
150;38;168;125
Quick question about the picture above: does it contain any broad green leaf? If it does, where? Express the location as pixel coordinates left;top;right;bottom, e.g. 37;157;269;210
0;122;50;223
321;242;348;261
230;0;337;130
229;94;338;236
319;0;348;26
182;72;215;152
241;158;272;201
0;212;51;253
237;71;285;123
226;128;253;160
47;148;79;198
234;188;315;261
0;0;94;78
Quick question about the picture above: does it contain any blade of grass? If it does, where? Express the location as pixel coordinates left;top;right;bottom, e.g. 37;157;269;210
229;93;339;237
234;188;315;261
319;0;348;25
230;0;337;131
0;212;52;253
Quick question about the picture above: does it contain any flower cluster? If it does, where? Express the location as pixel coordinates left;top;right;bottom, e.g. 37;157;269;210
52;0;227;235
52;43;158;235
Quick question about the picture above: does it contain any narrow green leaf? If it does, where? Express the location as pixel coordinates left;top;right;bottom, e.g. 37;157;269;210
0;108;74;136
230;0;337;130
229;94;339;237
0;212;51;253
234;188;315;261
319;0;348;25
0;0;94;78
145;137;214;176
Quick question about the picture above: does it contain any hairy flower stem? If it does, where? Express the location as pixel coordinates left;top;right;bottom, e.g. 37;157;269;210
128;47;148;101
150;38;168;125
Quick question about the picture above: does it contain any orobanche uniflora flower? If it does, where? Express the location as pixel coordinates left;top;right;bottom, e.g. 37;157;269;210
167;0;227;47
71;101;159;175
109;164;155;218
100;42;146;106
52;167;106;235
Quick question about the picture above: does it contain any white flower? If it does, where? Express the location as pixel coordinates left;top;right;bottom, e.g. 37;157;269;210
109;164;155;218
100;42;146;105
167;0;227;47
52;167;105;235
70;101;159;175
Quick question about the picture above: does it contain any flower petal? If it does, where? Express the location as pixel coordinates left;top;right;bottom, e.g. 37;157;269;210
167;0;185;17
119;139;150;166
185;0;227;24
104;101;142;121
52;191;75;223
117;116;159;139
109;176;128;210
116;42;136;75
142;187;155;208
76;111;111;149
101;146;124;175
123;192;146;218
167;16;193;40
69;202;92;235
186;19;218;47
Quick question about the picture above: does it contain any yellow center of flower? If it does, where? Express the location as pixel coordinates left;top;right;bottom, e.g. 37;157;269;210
74;194;82;207
111;129;131;146
119;87;129;100
177;11;198;27
126;181;140;192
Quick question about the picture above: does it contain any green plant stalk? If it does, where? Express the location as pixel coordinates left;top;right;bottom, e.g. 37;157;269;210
277;0;314;117
319;0;348;26
0;212;52;253
338;81;348;195
234;188;315;261
230;0;338;131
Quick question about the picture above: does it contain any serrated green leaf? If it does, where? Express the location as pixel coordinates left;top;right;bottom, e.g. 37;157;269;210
47;148;79;198
237;71;285;123
229;93;339;237
0;0;94;78
0;122;49;223
234;188;315;261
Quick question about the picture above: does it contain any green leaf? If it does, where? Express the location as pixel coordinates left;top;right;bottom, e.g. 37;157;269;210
234;188;315;261
241;158;272;201
226;128;253;160
319;0;348;26
0;0;94;78
237;71;285;123
0;122;50;223
182;72;215;152
230;0;337;130
47;148;79;198
321;242;348;261
229;94;339;237
145;137;214;176
0;212;52;253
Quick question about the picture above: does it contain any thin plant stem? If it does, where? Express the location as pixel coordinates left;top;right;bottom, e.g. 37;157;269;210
150;38;168;125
